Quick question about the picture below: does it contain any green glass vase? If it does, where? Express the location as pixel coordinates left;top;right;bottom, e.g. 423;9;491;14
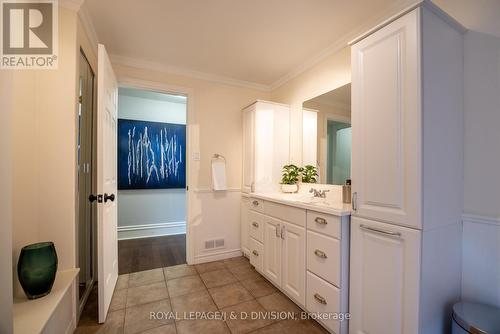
18;242;58;299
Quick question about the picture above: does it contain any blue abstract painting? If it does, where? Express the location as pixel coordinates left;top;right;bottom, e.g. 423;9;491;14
118;119;186;190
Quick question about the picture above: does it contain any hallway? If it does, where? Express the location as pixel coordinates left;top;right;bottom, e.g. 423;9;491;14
118;235;186;275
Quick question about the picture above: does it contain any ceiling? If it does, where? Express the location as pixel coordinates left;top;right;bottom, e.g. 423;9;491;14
84;0;500;89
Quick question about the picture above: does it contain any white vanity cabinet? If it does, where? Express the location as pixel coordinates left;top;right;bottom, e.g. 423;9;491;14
350;3;464;333
247;196;350;333
241;101;290;193
240;194;250;257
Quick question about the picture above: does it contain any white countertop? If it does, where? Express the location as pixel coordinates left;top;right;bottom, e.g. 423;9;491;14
250;192;352;217
13;268;79;334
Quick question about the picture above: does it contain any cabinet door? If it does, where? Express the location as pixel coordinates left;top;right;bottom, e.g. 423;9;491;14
351;9;421;229
242;107;255;193
349;217;421;334
263;217;281;287
240;195;250;256
281;222;305;306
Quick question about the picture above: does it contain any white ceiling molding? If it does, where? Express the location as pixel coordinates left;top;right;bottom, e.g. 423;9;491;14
110;54;271;92
269;0;422;91
78;4;99;57
59;0;84;11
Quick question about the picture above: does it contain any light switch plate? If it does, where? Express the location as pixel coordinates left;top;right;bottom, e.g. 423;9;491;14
192;152;201;161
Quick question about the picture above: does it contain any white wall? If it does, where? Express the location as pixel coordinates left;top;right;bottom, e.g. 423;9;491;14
462;31;500;308
117;90;187;239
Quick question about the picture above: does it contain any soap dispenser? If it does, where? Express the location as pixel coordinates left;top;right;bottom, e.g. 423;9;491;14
342;179;352;204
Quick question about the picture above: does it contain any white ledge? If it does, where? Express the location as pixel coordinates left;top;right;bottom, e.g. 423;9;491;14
13;268;79;334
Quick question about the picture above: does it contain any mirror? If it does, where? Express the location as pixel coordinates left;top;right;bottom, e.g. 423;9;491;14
302;83;351;185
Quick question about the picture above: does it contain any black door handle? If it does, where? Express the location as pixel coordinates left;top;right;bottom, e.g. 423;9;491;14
104;193;115;203
89;194;103;203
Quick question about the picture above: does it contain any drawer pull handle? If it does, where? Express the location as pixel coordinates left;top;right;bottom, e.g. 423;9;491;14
275;224;281;238
314;249;327;259
252;222;259;228
252;250;259;256
360;224;401;237
252;200;259;206
315;217;327;225
314;293;327;305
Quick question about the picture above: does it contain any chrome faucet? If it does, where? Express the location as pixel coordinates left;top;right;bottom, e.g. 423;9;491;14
309;188;330;198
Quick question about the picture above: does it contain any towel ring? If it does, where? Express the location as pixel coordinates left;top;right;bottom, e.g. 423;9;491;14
212;153;226;162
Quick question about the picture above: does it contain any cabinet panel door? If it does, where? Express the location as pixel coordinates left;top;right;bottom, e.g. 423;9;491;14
349;217;420;334
240;195;250;256
351;9;421;228
263;217;281;287
282;222;305;306
242;107;255;193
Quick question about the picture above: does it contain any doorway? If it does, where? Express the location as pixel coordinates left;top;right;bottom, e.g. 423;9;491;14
77;50;96;314
116;87;188;274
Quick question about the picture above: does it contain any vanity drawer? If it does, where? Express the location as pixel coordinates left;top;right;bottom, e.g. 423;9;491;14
249;238;264;273
307;211;341;239
306;271;340;334
248;210;265;243
307;230;340;287
264;200;306;227
249;198;265;213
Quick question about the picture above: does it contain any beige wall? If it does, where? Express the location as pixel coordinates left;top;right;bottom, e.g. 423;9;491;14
0;72;13;334
113;63;269;262
11;7;79;298
270;47;351;164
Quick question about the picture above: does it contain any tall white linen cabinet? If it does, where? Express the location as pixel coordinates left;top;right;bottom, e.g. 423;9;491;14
241;101;290;256
349;3;465;334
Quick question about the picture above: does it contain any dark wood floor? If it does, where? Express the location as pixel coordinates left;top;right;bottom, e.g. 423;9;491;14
118;234;186;274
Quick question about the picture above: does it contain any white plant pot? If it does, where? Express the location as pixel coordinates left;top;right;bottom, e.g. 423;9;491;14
281;184;298;193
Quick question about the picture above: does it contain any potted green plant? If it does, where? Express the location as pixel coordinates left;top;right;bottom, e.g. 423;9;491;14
281;164;300;193
301;165;318;183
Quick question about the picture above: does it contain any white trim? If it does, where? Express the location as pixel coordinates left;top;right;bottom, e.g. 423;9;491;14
111;55;270;92
269;0;425;91
78;4;99;56
115;76;196;264
118;221;186;232
117;222;186;240
194;248;243;264
193;187;241;193
462;214;500;227
348;1;466;46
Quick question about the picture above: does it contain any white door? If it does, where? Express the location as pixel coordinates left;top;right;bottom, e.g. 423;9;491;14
97;44;118;323
281;222;305;306
263;217;281;287
242;107;254;193
349;216;421;334
240;195;250;256
351;9;421;229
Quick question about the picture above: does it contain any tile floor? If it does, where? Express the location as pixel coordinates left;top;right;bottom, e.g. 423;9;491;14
75;257;328;334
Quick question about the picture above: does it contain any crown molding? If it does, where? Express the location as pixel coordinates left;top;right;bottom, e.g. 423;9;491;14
110;54;271;92
59;0;84;11
78;4;99;56
269;0;422;91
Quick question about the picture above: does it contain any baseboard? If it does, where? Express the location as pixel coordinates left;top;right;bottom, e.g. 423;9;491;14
118;221;186;240
193;248;242;264
462;213;500;226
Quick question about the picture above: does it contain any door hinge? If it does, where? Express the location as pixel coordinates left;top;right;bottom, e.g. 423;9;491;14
78;95;83;104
